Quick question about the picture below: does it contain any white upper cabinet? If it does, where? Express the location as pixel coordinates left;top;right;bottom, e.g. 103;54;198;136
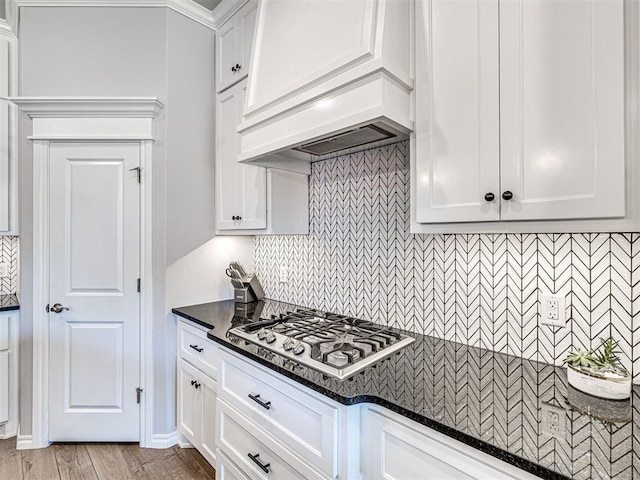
216;80;267;231
414;0;625;227
214;0;309;235
0;23;16;234
499;0;624;221
215;0;257;93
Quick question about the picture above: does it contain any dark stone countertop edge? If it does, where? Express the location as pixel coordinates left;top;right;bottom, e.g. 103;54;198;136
0;294;19;312
172;307;568;480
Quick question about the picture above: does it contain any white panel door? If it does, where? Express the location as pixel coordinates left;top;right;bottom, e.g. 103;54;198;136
49;142;140;442
414;0;500;223
499;0;625;221
216;80;266;231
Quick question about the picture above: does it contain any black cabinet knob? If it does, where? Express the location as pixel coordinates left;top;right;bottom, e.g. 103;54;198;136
232;215;242;221
235;63;241;70
502;191;513;201
484;192;495;202
231;66;235;72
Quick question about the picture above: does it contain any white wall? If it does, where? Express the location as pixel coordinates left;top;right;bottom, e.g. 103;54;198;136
166;236;254;309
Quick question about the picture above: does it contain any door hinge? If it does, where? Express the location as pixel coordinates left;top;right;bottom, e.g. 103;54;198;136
137;278;141;293
136;387;143;404
129;167;141;183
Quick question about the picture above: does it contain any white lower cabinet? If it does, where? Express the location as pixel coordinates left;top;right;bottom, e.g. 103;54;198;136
215;347;353;480
177;330;541;479
176;320;218;465
360;406;539;480
0;311;18;437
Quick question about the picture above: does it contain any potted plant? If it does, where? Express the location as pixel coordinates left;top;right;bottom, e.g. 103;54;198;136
563;338;631;400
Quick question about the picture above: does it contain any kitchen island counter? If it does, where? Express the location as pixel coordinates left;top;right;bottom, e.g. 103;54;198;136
173;299;635;480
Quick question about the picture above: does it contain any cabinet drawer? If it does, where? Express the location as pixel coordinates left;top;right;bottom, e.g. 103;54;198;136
217;399;323;480
216;450;251;480
177;320;218;379
219;349;338;477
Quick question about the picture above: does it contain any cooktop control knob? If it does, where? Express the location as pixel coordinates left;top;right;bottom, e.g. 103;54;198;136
282;338;294;351
266;331;277;344
256;328;268;340
292;341;305;356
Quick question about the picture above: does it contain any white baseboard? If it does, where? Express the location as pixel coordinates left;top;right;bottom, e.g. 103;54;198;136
0;431;16;440
150;431;178;449
16;434;35;450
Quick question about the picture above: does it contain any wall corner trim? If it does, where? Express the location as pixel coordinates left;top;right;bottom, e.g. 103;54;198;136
13;0;216;30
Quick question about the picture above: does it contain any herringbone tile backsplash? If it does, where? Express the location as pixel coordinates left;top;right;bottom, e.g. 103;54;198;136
0;236;18;295
254;141;640;378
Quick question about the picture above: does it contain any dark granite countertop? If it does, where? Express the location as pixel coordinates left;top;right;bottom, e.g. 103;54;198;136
173;299;637;480
0;294;19;312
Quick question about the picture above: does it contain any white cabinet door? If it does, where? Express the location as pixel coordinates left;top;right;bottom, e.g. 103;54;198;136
216;0;257;93
361;406;539;480
200;373;218;465
499;0;624;221
216;80;267;231
414;0;625;225
415;0;500;223
0;351;7;424
177;358;200;447
216;20;237;93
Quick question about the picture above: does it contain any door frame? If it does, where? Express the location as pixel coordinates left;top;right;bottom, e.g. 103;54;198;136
13;97;163;449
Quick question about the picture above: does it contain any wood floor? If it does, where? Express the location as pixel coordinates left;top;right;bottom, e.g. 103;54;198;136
0;438;216;480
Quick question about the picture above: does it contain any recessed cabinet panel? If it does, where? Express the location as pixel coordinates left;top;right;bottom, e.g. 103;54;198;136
499;0;624;221
246;0;376;113
415;0;500;223
216;21;237;92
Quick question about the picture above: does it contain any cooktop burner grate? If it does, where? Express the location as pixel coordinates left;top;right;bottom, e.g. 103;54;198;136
230;308;415;379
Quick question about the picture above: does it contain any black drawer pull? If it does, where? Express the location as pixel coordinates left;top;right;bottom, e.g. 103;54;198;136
248;453;270;473
189;344;204;353
248;393;271;410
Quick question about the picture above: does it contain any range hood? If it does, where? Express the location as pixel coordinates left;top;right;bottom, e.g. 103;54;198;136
237;0;414;174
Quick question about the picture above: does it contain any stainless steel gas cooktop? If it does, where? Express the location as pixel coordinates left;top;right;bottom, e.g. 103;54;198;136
230;308;415;380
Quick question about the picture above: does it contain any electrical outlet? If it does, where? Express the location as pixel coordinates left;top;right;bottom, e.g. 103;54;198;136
541;294;566;328
0;263;8;278
279;266;288;283
540;403;566;440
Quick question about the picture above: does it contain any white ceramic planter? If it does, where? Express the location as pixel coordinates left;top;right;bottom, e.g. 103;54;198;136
566;365;631;400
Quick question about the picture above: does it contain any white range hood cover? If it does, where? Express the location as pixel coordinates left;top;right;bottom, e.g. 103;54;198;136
237;0;414;173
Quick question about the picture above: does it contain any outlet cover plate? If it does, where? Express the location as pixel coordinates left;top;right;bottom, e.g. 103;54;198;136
541;294;566;328
279;266;288;283
540;403;566;440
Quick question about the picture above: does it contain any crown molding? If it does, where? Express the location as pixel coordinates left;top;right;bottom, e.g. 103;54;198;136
0;19;16;38
10;97;165;118
212;0;246;28
14;0;215;30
